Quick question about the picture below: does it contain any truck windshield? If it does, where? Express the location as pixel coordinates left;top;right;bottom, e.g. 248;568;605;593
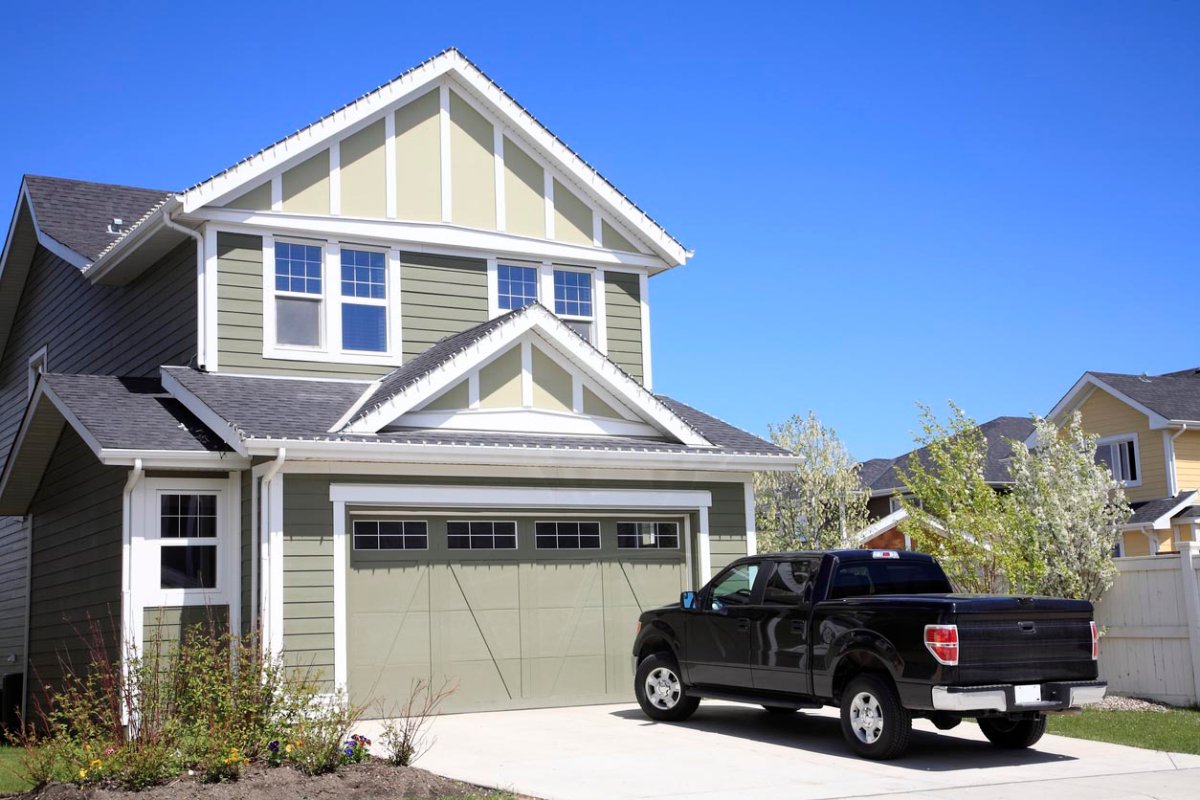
829;560;953;598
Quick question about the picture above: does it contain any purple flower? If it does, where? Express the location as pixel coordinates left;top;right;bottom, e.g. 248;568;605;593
268;741;280;753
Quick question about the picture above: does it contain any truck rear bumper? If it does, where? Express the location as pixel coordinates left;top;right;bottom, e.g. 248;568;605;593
931;680;1107;713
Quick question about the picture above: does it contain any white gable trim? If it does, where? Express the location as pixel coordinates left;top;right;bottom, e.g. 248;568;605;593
174;50;688;267
395;407;661;438
852;508;908;546
342;304;711;446
17;183;91;270
1029;373;1172;448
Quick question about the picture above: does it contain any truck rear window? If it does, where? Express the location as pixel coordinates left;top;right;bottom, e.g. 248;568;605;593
829;560;952;598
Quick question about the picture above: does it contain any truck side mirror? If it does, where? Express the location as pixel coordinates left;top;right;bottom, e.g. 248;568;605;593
680;590;698;610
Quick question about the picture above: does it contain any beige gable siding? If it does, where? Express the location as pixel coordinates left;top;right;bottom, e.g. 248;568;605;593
1172;430;1200;492
531;345;572;412
479;347;522;408
583;386;622;419
553;179;592;245
340;120;386;218
1076;388;1166;501
601;220;637;253
400;253;488;360
503;136;545;238
215;232;384;378
281;150;330;215
222;181;272;211
449;90;496;230
423;379;470;411
394;89;442;221
604;271;643;383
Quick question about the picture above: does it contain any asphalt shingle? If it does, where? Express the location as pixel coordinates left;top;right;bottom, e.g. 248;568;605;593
865;416;1035;494
1126;491;1196;526
23;175;173;263
1092;370;1200;423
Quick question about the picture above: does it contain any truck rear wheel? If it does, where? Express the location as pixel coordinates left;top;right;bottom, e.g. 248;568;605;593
839;674;912;760
635;653;699;722
978;714;1047;749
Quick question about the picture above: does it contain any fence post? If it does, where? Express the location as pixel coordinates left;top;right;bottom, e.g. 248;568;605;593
1178;542;1200;706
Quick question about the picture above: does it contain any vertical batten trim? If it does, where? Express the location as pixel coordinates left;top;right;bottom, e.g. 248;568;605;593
743;477;757;556
261;235;276;360
388;248;403;357
468;372;480;409
439;83;452;222
592;209;602;247
538;261;554;311
384;112;397;219
571;375;584;414
520;339;533;407
494;127;507;231
269;473;285;655
270;175;282;211
698;506;712;581
324;240;340;353
332;499;347;691
486;257;500;318
639;272;653;390
683;514;694;591
329;140;342;216
593;269;608;354
203;225;219;372
544;171;555;239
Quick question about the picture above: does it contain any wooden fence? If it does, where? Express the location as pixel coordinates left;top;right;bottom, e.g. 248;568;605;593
1095;541;1200;706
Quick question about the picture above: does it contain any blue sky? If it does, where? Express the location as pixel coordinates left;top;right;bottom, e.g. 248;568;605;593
2;2;1197;458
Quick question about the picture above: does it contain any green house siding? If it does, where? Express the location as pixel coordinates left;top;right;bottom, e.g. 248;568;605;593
400;254;487;360
604;271;643;382
27;427;125;701
279;473;749;682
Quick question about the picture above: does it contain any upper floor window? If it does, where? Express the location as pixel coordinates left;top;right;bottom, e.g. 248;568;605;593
341;248;387;353
498;264;538;310
553;268;593;340
274;242;323;347
1096;436;1139;485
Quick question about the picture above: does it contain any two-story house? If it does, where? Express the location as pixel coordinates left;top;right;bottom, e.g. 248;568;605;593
0;49;797;718
1037;369;1200;557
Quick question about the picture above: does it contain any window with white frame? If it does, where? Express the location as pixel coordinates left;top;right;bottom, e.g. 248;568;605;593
617;521;679;550
340;248;388;352
274;241;323;348
1096;436;1139;485
158;493;218;589
353;519;427;550
553;268;593;340
535;521;600;549
498;264;538;310
447;521;517;550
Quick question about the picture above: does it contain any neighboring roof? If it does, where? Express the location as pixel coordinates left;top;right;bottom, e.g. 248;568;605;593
23;175;172;264
160;366;793;459
1089;370;1200;423
39;374;227;452
852;508;908;545
857;458;893;488
864;416;1035;494
1126;490;1198;530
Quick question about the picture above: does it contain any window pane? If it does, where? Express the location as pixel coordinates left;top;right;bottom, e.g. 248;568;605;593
342;304;387;352
498;265;538;310
617;521;678;549
553;270;593;317
353;519;427;550
710;564;758;608
275;242;322;294
763;561;815;606
160;493;217;539
277;297;321;346
340;249;386;299
449;521;517;550
1123;441;1138;481
161;545;217;589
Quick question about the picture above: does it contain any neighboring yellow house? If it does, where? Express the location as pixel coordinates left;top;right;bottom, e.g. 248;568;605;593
1039;369;1200;556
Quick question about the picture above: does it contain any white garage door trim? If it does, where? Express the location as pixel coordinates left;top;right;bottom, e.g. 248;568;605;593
328;483;713;691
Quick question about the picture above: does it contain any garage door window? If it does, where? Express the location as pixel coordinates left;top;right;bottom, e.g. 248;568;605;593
448;521;517;550
353;520;428;550
535;521;600;549
617;521;679;549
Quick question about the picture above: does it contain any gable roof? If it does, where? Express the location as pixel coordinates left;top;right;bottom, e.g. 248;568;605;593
23;175;173;265
857;458;894;488
864;415;1035;495
340;303;711;446
1126;490;1198;530
161;48;688;267
1088;370;1200;423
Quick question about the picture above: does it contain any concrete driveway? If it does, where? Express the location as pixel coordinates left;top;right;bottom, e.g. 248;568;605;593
362;701;1200;800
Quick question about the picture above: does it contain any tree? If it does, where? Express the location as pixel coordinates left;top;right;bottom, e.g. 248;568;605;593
1007;412;1130;602
754;411;869;552
897;403;1032;593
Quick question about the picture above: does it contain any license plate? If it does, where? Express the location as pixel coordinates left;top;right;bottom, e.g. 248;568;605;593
1014;684;1042;705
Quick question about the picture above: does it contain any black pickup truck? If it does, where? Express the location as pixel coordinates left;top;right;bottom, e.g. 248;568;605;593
631;549;1105;759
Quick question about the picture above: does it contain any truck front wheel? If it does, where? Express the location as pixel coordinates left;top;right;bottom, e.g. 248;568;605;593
978;715;1047;749
635;653;700;722
839;674;912;760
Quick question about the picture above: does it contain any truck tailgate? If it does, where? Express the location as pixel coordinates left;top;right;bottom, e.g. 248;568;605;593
952;596;1096;684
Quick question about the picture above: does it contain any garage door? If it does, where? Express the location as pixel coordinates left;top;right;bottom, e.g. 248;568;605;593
347;515;687;712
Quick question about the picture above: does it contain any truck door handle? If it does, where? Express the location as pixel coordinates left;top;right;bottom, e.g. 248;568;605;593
790;620;805;633
736;618;750;631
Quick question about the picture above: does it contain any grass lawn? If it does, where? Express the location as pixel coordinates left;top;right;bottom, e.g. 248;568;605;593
1048;707;1200;754
0;746;32;795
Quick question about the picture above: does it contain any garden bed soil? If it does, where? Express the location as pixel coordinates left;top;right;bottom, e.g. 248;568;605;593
9;760;513;800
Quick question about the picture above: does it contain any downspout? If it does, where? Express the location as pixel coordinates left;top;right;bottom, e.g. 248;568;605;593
159;211;206;369
120;458;143;725
258;449;286;653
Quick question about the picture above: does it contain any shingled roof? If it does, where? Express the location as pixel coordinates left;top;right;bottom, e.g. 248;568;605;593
1090;369;1200;423
863;415;1035;494
23;175;172;263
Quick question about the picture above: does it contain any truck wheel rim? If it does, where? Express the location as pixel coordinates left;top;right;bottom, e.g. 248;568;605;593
645;667;681;710
850;691;884;745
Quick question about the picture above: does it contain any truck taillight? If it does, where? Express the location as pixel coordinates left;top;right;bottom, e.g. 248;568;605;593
924;624;959;666
1090;621;1099;660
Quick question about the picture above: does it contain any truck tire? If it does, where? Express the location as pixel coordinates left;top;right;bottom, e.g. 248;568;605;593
840;674;912;760
635;653;700;722
978;715;1047;749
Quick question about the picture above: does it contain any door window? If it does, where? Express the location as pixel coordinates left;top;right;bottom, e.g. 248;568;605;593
708;563;759;610
762;560;816;606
